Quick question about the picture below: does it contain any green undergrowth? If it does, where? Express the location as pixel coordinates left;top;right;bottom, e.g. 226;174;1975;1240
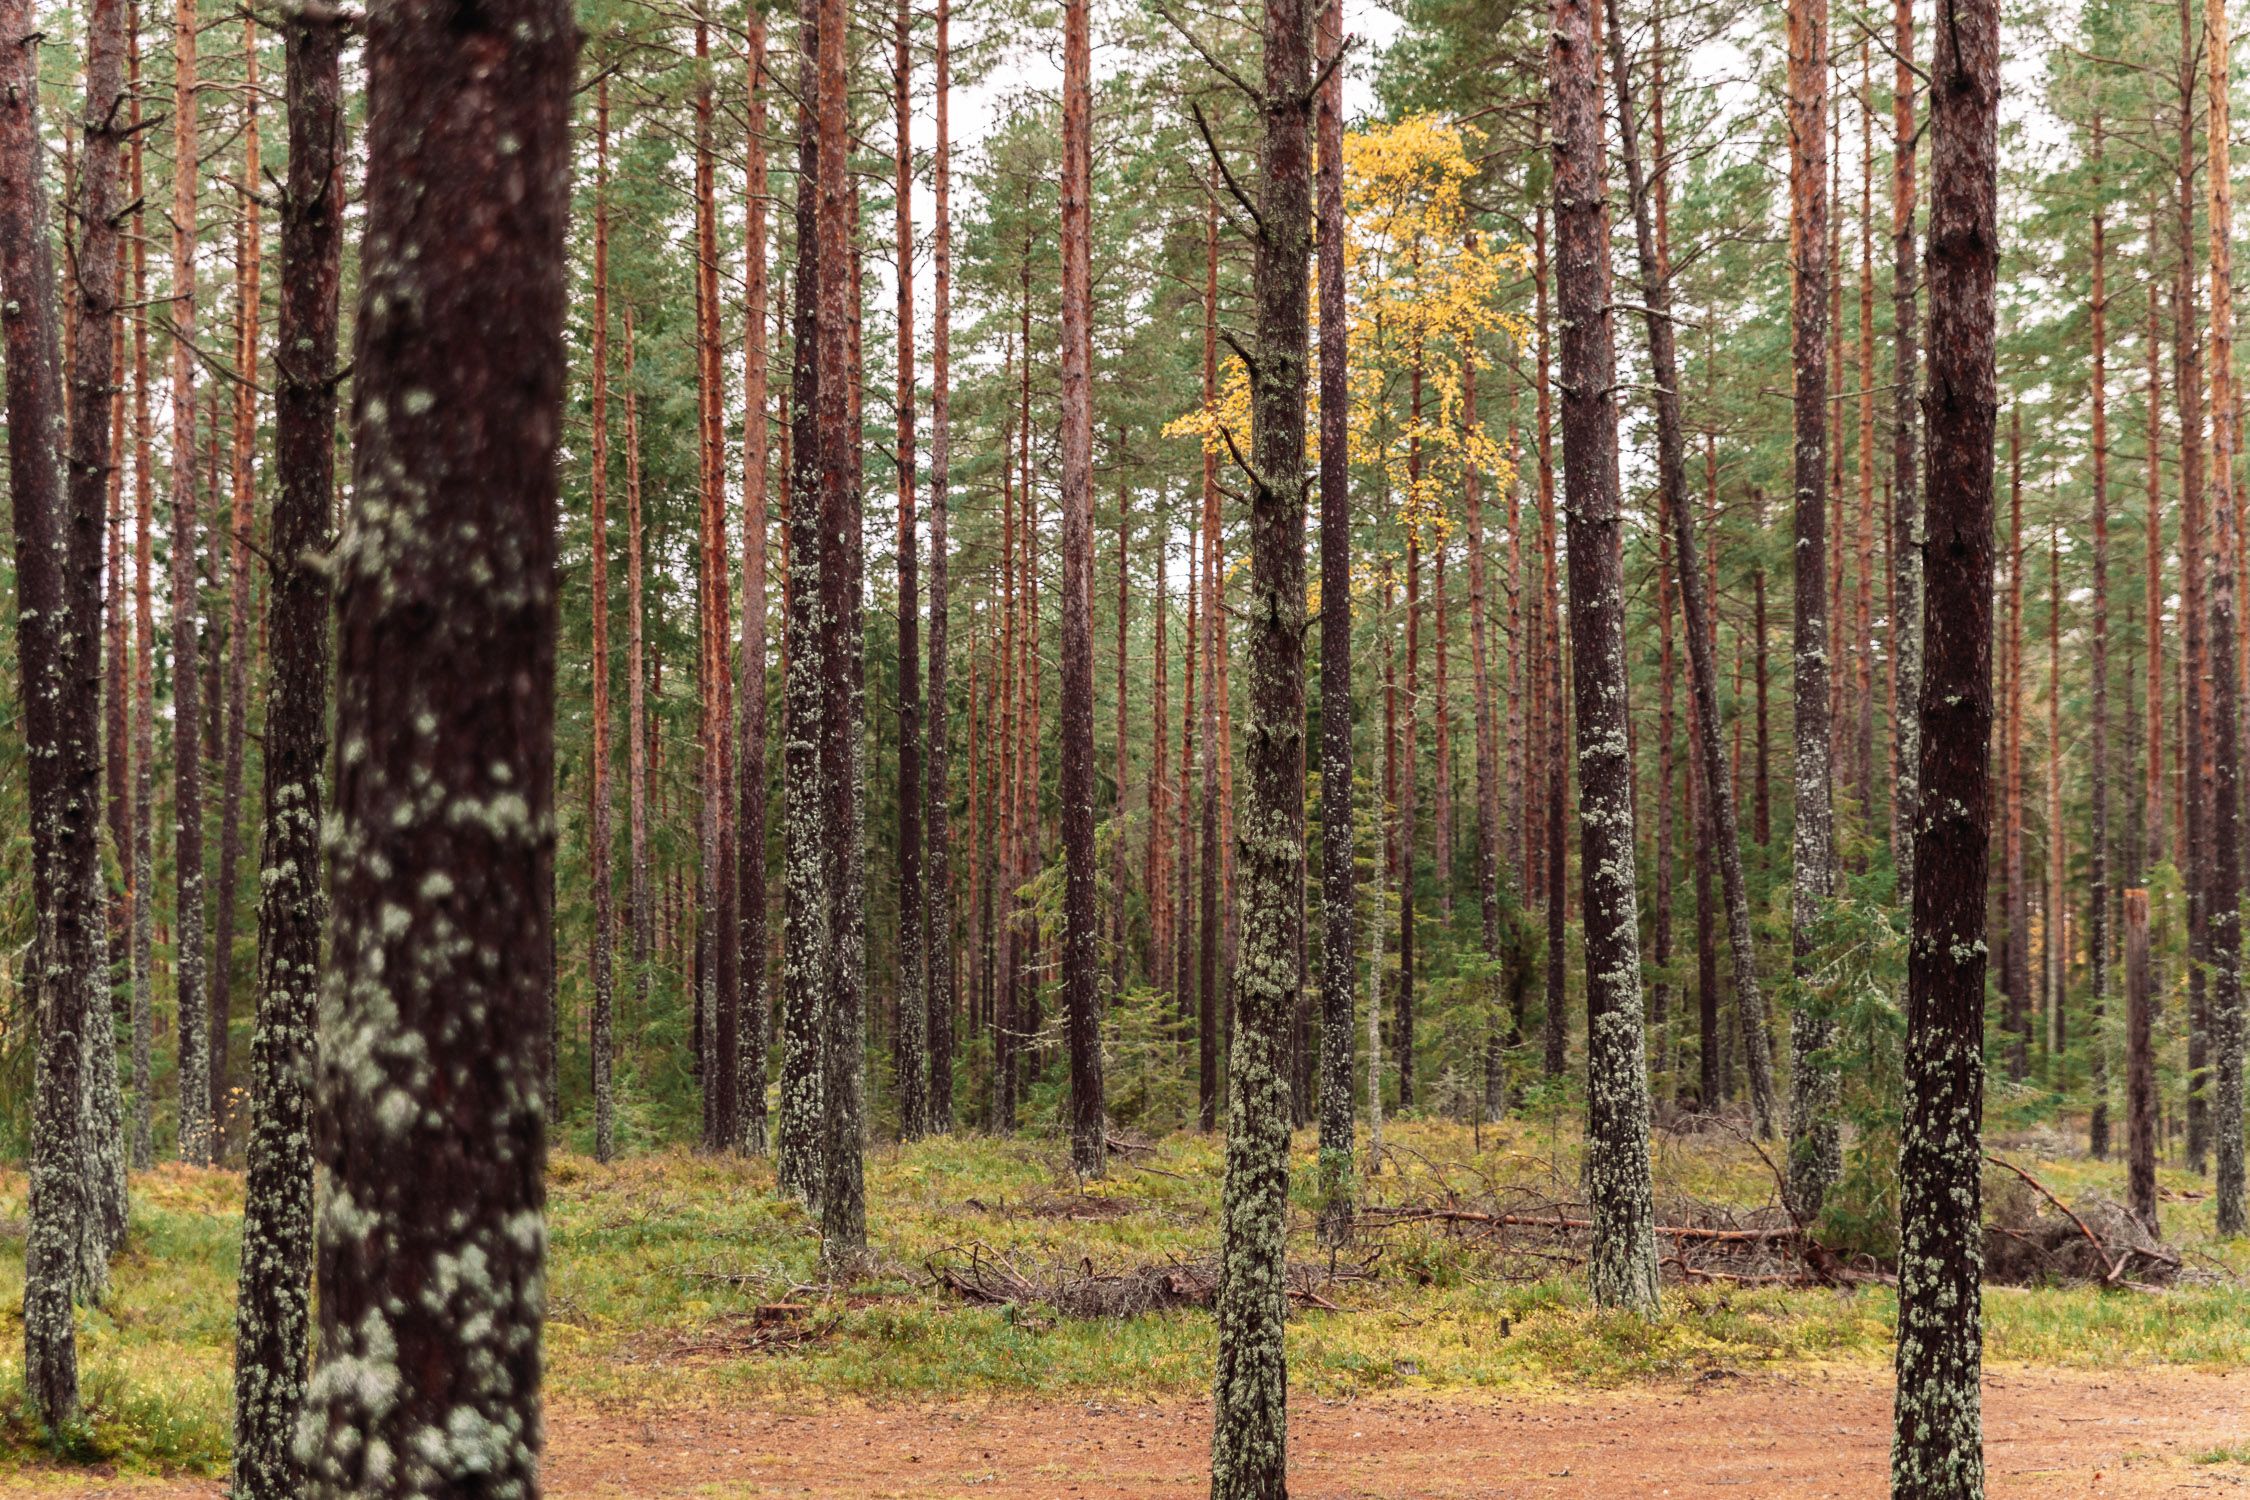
1;1117;2246;1475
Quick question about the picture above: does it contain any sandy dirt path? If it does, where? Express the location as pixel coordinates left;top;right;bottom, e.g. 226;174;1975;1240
10;1365;2243;1497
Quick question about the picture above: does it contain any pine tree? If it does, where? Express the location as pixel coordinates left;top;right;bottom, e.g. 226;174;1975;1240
298;0;572;1486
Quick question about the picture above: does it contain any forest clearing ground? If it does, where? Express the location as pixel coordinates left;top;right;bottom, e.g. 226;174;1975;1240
5;1364;2245;1496
4;1121;2250;1485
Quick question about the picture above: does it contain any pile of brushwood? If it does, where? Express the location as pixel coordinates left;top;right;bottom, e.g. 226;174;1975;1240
926;1241;1367;1318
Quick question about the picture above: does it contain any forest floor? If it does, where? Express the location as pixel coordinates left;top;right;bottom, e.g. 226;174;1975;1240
3;1116;2248;1491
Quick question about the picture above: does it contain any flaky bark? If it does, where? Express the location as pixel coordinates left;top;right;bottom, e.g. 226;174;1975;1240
230;10;340;1490
300;0;572;1488
1785;0;1838;1200
1891;0;1997;1482
1205;0;1313;1478
1059;0;1103;1174
1550;0;1657;1313
2204;0;2245;1231
5;0;98;1419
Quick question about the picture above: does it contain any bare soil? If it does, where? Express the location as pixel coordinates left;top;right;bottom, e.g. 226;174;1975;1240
12;1365;2244;1497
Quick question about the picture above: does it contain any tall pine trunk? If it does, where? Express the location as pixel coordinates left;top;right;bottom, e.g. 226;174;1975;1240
738;27;772;1154
924;0;956;1130
129;17;155;1172
229;8;340;1489
1198;202;1221;1131
892;0;926;1142
2088;118;2111;1159
1059;0;1103;1173
1891;0;1922;910
591;79;619;1162
5;0;99;1419
1890;0;1997;1479
1550;0;1657;1312
1207;0;1313;1469
169;0;211;1167
1785;0;1837;1197
299;0;572;1486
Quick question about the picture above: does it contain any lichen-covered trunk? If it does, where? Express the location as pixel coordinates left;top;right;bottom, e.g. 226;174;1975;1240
1607;4;1773;1135
169;0;211;1168
1785;0;1838;1204
1058;0;1103;1175
778;23;828;1198
590;79;619;1165
1890;0;1996;1480
815;0;869;1262
67;0;130;1276
229;14;339;1491
129;33;155;1174
893;0;928;1144
737;27;772;1155
4;0;99;1420
1205;0;1311;1482
2203;0;2246;1230
924;0;954;1131
1549;0;1657;1314
300;0;572;1486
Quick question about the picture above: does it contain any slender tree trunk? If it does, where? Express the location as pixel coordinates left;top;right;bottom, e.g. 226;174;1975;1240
2172;15;2211;1169
1400;398;1421;1111
1199;199;1221;1131
1536;205;1569;1081
1608;5;1776;1138
1654;500;1677;1097
1550;0;1658;1312
590;78;619;1163
2049;522;2065;1069
2004;417;2030;1075
2126;886;2157;1228
1892;0;1922;903
300;0;571;1486
2204;0;2246;1228
778;11;826;1196
1890;0;1997;1478
230;9;340;1488
892;0;928;1142
814;0;867;1259
5;0;98;1418
1432;517;1452;923
626;308;656;1068
1206;0;1313;1478
67;0;129;1270
129;14;154;1172
2148;260;2168;882
737;24;772;1154
1785;0;1837;1195
1059;0;1103;1173
1465;335;1504;1116
1754;491;1771;849
924;0;955;1132
210;28;263;1151
1854;45;1876;829
169;0;210;1167
2088;117;2106;1160
1112;450;1131;1007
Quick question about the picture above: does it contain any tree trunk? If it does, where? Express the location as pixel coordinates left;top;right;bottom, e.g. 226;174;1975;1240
2006;414;2030;1076
590;78;619;1163
1199;199;1222;1132
1536;204;1568;1081
1607;4;1776;1137
1150;521;1172;995
169;0;210;1167
300;0;571;1486
1785;0;1837;1199
892;0;928;1143
2049;521;2066;1068
1465;335;1504;1116
816;0;869;1260
129;16;155;1172
2126;887;2157;1228
230;10;340;1489
1891;0;1921;894
1854;45;1877;830
1400;417;1421;1111
4;0;98;1419
67;0;129;1268
1891;0;1997;1479
1654;500;1677;1099
1550;0;1658;1312
1059;0;1103;1174
2171;11;2210;1169
2079;117;2097;1160
2204;0;2245;1229
778;10;827;1197
212;32;262;1149
738;24;772;1154
2147;267;2167;879
925;0;955;1132
1206;0;1313;1479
